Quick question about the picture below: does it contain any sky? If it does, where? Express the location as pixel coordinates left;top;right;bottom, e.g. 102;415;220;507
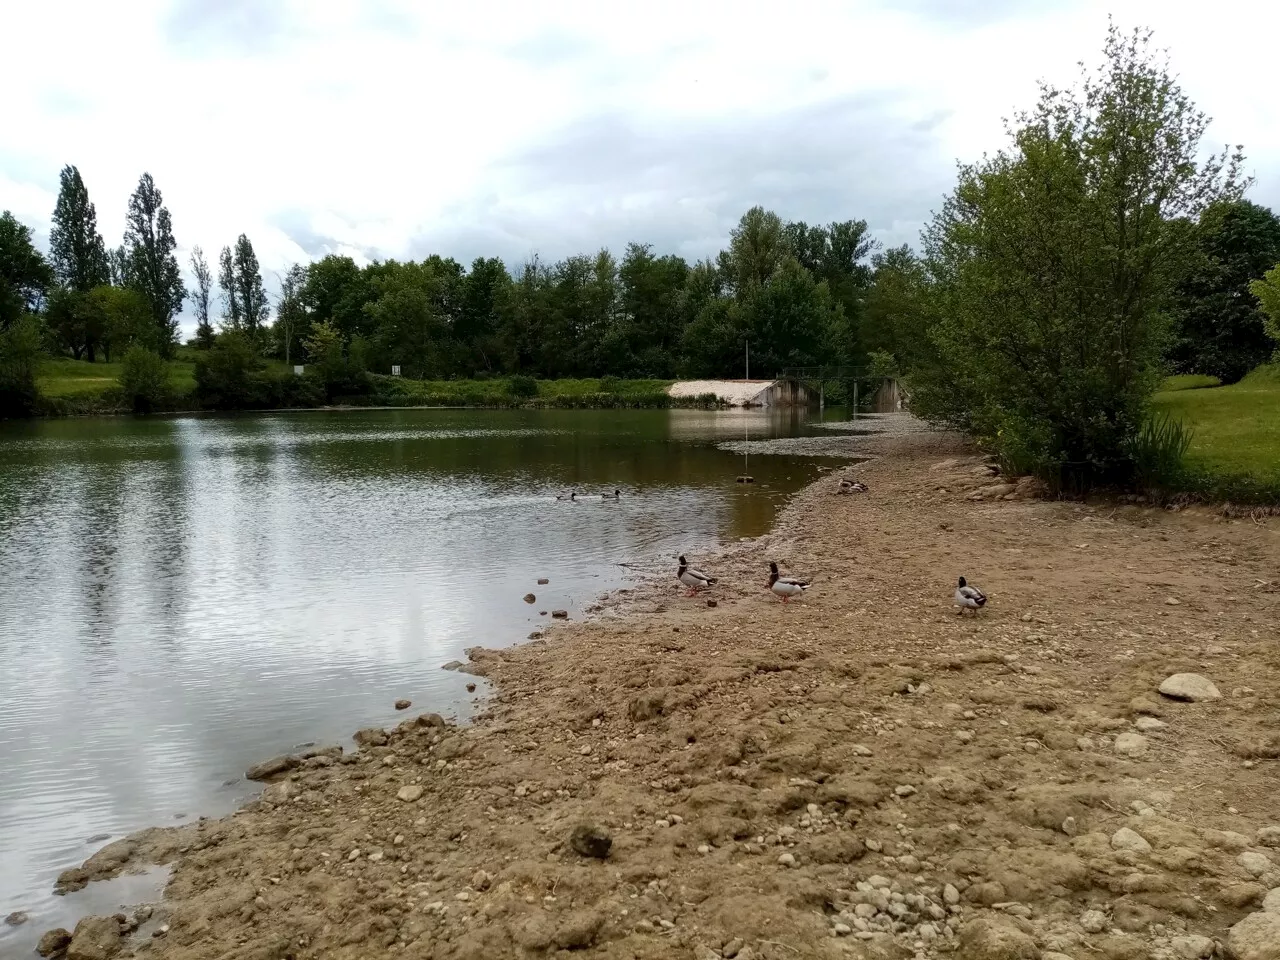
3;0;1278;336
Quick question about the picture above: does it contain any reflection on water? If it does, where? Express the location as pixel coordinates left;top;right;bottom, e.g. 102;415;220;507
0;407;838;944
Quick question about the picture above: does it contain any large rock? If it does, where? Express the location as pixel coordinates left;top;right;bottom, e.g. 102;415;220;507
67;916;122;960
1228;911;1280;960
1113;732;1149;757
1171;936;1214;960
1240;852;1274;877
244;754;298;781
1263;887;1280;913
569;824;612;859
353;727;389;747
1158;674;1221;702
36;928;72;957
958;916;1040;960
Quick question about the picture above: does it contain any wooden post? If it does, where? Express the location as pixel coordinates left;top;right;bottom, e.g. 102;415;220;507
852;379;858;419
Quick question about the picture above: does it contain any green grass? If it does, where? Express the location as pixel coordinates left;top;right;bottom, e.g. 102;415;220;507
39;357;196;398
1151;364;1280;492
1159;373;1221;392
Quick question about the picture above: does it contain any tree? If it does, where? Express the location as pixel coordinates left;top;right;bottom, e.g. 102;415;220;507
273;263;308;366
861;245;934;371
913;22;1246;486
719;207;784;293
119;345;170;413
217;235;269;338
50;165;109;294
123;173;186;356
189;246;215;348
107;245;129;287
0;315;45;417
0;211;54;327
1250;263;1280;359
52;285;151;362
1169;200;1280;382
457;257;512;374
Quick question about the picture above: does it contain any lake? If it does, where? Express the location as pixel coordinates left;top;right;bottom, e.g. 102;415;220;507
0;406;845;945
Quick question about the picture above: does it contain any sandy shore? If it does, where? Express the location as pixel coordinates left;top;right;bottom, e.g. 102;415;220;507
30;425;1280;960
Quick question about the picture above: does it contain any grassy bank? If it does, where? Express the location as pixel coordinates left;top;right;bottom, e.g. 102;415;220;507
1152;364;1280;501
31;358;706;415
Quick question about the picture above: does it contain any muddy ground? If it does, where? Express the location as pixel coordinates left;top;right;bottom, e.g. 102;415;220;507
31;427;1280;960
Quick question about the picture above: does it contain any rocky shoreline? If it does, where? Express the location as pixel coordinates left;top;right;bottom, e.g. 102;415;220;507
23;425;1280;960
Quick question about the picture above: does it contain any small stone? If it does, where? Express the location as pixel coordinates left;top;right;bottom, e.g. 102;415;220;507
569;824;612;859
455;890;471;901
397;785;424;803
723;938;744;958
537;578;549;585
1111;827;1152;853
1170;935;1215;959
833;922;852;935
1240;851;1273;877
943;883;960;905
394;699;411;710
347;848;361;861
466;683;476;693
1113;732;1149;757
697;844;711;854
524;593;536;603
706;599;717;608
1080;909;1108;933
894;784;917;797
864;839;882;852
958;916;1039;959
1158;673;1222;702
852;744;873;756
551;609;569;619
244;754;298;781
36;929;73;957
367;849;384;862
5;911;28;927
1257;828;1280;848
1062;816;1078;836
1134;716;1168;732
955;731;974;742
778;853;796;867
1264;888;1280;913
1227;911;1280;960
1165;596;1181;605
1077;736;1095;751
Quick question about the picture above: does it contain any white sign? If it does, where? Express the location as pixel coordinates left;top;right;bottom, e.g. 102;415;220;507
293;365;304;376
391;365;401;376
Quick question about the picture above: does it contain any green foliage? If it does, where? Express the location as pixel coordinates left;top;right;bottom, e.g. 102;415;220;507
189;246;215;349
49;165;109;294
123;173;185;355
1125;413;1194;499
507;374;537;398
271;263;309;365
1170;201;1280;383
0;316;45;417
119;345;170;413
866;349;899;380
913;22;1245;488
1161;374;1221;392
218;235;269;337
0;211;54;327
1249;263;1280;357
194;332;263;408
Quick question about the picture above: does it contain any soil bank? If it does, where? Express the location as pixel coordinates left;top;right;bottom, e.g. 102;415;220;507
33;426;1280;960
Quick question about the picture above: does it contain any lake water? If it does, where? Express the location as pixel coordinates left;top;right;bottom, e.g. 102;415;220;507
0;407;844;946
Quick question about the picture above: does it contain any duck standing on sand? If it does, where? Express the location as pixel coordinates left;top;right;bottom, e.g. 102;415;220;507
768;562;810;603
601;489;621;501
954;576;987;614
556;490;577;501
677;555;716;596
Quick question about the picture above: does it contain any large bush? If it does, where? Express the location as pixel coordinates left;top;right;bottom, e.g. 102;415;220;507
194;332;263;409
119;345;169;413
0;315;44;418
912;24;1246;489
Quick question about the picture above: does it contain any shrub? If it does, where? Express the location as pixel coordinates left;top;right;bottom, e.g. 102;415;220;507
507;374;537;398
1126;413;1194;500
0;316;44;418
194;333;262;409
119;346;170;414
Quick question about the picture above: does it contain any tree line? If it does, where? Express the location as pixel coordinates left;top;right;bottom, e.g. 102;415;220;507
4;19;1280;491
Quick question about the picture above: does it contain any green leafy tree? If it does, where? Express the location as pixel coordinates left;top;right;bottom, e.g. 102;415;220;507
123;173;186;355
0;211;54;327
363;260;450;378
301;255;373;341
49;165;109;294
194;332;263;408
119;345;170;413
1249;263;1280;358
189;246;215;348
457;256;512;374
913;23;1246;486
217;235;269;339
1170;200;1280;382
78;285;152;362
217;245;240;329
272;263;309;366
107;244;129;287
861;245;934;373
0;315;45;417
719;206;784;294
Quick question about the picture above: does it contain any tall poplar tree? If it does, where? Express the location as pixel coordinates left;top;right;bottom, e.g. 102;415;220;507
123;173;186;355
49;165;108;294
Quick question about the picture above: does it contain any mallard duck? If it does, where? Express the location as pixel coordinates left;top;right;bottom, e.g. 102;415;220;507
677;555;716;595
556;490;577;501
837;479;869;494
954;576;987;614
768;562;810;602
601;489;621;501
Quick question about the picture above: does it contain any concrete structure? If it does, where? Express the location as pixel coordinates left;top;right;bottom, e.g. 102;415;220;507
667;379;813;407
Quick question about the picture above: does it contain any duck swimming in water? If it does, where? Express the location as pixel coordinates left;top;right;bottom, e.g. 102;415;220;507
601;489;621;501
556;490;577;501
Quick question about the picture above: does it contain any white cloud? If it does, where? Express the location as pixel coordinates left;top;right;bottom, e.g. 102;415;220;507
2;0;1277;336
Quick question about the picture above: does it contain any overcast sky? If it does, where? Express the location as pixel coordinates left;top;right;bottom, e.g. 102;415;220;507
3;0;1278;335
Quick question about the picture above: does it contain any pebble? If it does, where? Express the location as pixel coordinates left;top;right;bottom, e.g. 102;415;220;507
397;785;424;803
1239;851;1273;877
347;848;361;861
1113;732;1149;757
852;744;873;756
722;938;744;958
955;731;974;743
943;884;960;905
894;784;917;797
777;853;796;867
697;845;711;855
4;911;27;927
833;922;852;936
1170;934;1215;959
1134;716;1168;732
455;890;470;901
537;578;549;585
1112;827;1153;853
1080;909;1108;933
